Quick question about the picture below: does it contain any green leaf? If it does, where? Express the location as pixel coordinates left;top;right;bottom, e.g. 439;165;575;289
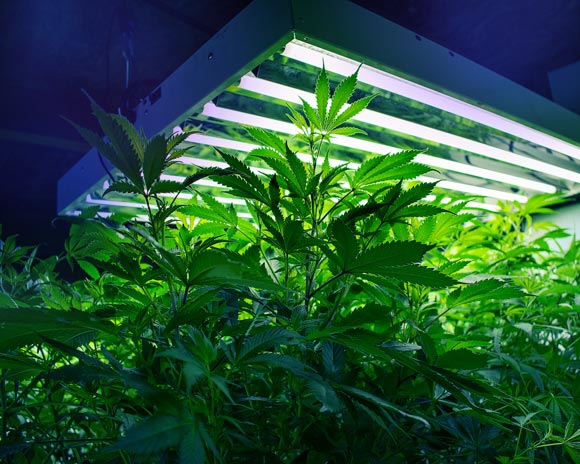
250;147;303;197
108;415;188;454
330;219;359;270
214;148;269;203
149;180;182;194
447;279;526;307
182;166;234;190
335;303;390;330
0;353;47;380
246;126;286;155
315;65;330;125
89;103;143;187
299;98;320;132
352;150;422;188
143;134;167;189
237;327;301;363
330;126;367;137
77;259;100;279
389;204;449;221
285;143;307;197
391;182;437;211
436;348;489;370
0;308;117;351
46;363;118;384
331;94;376;129
327;69;359;128
165;289;219;333
346;240;433;274
179;429;204;464
167;130;191;152
245;353;313;376
305;379;342;412
379;265;457;288
103;180;142;196
337;384;430;427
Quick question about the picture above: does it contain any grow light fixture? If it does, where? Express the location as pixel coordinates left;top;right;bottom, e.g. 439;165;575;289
283;41;580;162
58;0;580;220
236;75;561;192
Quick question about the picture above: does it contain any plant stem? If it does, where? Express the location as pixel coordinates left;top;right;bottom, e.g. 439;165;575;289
1;369;6;441
309;271;346;300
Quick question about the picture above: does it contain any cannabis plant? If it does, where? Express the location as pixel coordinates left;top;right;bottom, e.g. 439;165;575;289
1;66;578;464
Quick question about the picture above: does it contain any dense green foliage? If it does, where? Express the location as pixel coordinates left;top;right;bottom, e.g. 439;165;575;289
1;68;579;463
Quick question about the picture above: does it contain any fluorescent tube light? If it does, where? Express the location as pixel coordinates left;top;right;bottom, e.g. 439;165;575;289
85;195;153;209
283;40;580;163
202;102;524;202
420;176;527;202
237;75;560;191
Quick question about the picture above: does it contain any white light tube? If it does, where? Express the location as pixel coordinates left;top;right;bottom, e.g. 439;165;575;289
86;195;153;209
419;176;527;202
283;40;580;163
237;75;561;191
202;102;525;201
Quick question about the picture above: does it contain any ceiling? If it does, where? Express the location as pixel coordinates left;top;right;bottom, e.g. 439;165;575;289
1;0;579;255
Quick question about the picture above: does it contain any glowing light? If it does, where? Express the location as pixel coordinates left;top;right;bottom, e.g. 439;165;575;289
237;75;561;191
283;40;580;163
202;103;527;201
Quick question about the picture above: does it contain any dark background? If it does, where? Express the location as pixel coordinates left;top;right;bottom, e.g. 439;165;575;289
1;0;579;256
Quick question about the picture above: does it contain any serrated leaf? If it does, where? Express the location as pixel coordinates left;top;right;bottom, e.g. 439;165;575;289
103;180;142;196
246;126;286;155
89;102;143;187
436;348;489;370
337;384;430;427
352;150;421;188
148;180;182;194
109;113;145;161
0;308;117;351
315;65;330;125
389;204;449;221
447;279;526;307
286;143;307;196
215;149;269;203
327;69;359;128
179;429;204;464
237;327;301;363
331;94;376;129
319;163;349;192
322;340;345;380
0;353;47;381
330;219;359;270
346;240;433;274
391;182;438;211
77;259;100;279
143;135;167;189
300;97;321;130
286;104;309;132
336;303;390;329
167;131;191;152
108;415;188;454
250;147;303;197
383;162;433;180
243;353;312;376
305;379;342;412
330;126;367;137
182;166;233;189
379;265;457;288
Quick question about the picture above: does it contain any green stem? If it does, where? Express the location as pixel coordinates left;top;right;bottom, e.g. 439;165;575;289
1;369;6;441
319;188;355;224
309;271;346;300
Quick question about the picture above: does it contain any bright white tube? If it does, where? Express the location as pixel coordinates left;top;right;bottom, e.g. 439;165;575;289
237;75;562;191
283;40;580;163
